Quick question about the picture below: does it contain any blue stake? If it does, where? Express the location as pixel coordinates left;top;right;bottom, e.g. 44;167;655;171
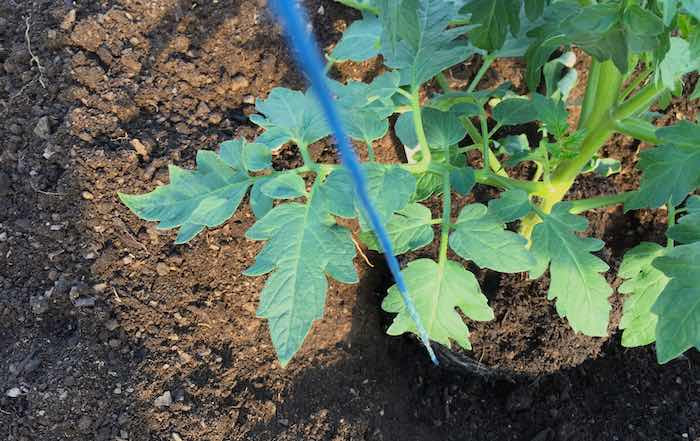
269;0;437;365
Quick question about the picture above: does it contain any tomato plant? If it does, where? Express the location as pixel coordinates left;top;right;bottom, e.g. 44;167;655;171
120;0;700;366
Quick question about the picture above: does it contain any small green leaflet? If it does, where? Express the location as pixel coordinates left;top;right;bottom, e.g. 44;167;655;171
321;163;416;227
244;185;358;366
359;203;434;254
250;88;330;148
584;157;622;177
119;150;253;244
488;189;532;222
449;203;535;273
461;0;521;52
625;121;700;210
529;203;612;336
242;143;272;172
395;108;467;151
260;173;307;199
618;242;669;348
380;0;476;88
382;258;494;350
250;178;274;219
667;212;700;244
331;14;382;61
450;167;476;196
492;97;539;126
652;241;700;363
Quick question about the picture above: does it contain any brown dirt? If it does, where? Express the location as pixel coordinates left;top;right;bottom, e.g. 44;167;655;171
1;2;699;441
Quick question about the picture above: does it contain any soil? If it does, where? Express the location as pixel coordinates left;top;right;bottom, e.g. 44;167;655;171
1;2;699;441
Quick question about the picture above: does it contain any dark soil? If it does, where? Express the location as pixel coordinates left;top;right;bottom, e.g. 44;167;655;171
1;2;699;441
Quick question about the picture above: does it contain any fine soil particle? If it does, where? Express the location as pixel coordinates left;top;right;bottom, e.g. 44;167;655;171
1;2;698;441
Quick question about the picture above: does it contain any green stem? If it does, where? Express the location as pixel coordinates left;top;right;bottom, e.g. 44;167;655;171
614;118;660;144
578;60;602;130
396;88;433;173
366;140;376;161
568;192;634;214
462;117;483;144
298;142;316;170
468;55;495;93
667;200;676;249
439;170;451;265
480;115;491;173
436;73;451;92
474;169;545;194
620;65;653;101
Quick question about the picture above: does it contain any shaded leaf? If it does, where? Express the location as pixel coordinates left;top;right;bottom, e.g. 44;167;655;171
260;173;307;199
488;189;532;222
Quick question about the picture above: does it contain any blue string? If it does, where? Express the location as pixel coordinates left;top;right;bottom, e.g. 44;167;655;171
269;0;437;365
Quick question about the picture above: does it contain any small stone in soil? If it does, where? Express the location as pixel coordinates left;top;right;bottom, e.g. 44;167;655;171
154;391;172;408
5;387;21;398
30;295;49;315
81;191;94;200
156;262;169;276
34;117;51;139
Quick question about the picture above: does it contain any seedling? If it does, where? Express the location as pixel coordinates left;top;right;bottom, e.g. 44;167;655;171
120;0;700;366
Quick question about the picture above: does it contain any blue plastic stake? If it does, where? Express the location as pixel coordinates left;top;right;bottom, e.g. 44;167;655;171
269;0;437;365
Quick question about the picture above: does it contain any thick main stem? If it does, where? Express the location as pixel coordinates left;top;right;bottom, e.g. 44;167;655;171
520;62;666;238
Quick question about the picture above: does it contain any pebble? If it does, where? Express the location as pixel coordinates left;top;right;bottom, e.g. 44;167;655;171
74;297;96;308
61;9;77;30
81;191;94;200
33;116;51;139
172;433;183;441
156;262;170;276
0;232;6;241
93;283;109;293
30;295;49;315
154;391;172;408
5;387;21;398
230;74;249;91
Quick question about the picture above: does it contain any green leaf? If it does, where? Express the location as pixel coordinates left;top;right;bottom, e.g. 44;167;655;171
659;0;678;25
260;173;307;199
220;139;244;169
586;157;622;177
381;0;476;88
529;203;612;336
242;143;272;172
687;195;700;213
625;139;700;210
245;186;358;366
250;88;330;147
395;108;467;150
461;0;521;52
359;203;434;254
119;150;252;244
659;37;700;90
652;242;700;363
496;134;532;166
532;94;569;138
623;5;665;37
321;163;416;226
382;258;493;350
412;172;443;202
450;167;476;196
667;213;700;243
488;189;532;222
618;242;669;348
492;97;539;126
449;203;535;273
250;178;273;219
656;120;700;148
332;14;382;61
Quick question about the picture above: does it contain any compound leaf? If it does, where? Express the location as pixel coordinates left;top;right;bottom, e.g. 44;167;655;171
618;242;669;348
652;242;700;363
250;88;330;147
119;150;252;244
382;258;494;350
245;186;358;366
331;14;382;61
450;203;535;273
529;203;612;336
359;203;434;254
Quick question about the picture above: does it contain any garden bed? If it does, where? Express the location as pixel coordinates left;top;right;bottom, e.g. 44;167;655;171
1;1;698;441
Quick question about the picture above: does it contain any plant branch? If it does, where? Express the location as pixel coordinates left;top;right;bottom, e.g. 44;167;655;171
620;65;653;101
468;55;495;93
568;192;634;214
